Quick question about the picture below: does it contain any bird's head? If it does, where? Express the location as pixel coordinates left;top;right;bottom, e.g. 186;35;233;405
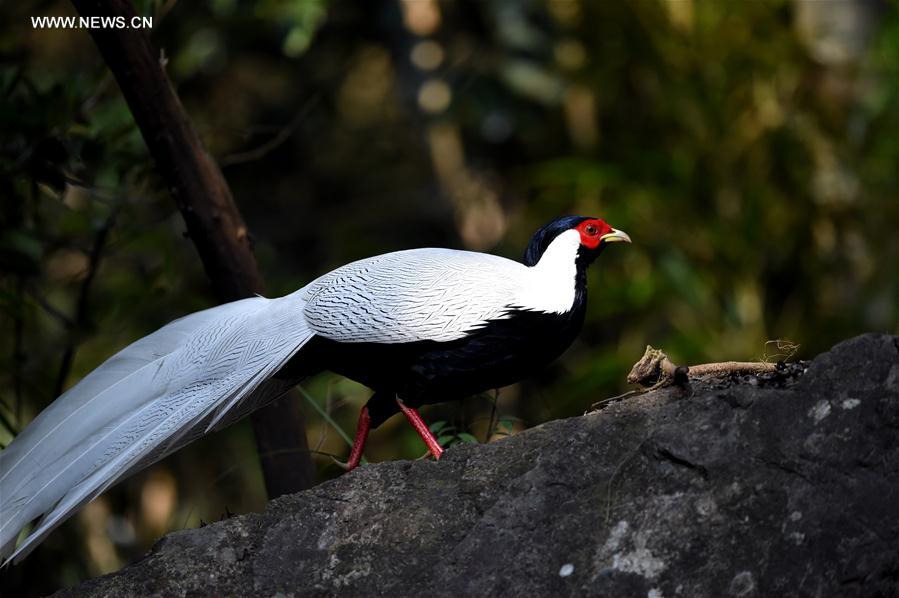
523;215;631;267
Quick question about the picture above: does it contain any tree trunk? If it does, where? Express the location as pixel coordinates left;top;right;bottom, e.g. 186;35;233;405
69;0;315;498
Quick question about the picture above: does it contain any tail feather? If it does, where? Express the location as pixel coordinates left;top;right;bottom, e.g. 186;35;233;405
0;291;313;563
0;297;267;490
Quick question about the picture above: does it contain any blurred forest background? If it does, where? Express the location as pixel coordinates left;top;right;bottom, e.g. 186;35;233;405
2;0;898;594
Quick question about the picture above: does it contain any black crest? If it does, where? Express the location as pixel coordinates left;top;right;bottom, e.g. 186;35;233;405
522;215;591;266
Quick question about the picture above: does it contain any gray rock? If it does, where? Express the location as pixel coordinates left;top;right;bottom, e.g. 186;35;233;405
62;334;899;597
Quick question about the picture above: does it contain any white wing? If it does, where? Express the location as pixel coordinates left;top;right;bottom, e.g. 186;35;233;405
302;248;528;343
0;293;313;563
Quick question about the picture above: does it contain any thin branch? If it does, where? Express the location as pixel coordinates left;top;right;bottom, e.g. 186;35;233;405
690;361;780;377
53;207;118;398
295;384;358;452
26;287;75;328
219;96;320;167
484;388;499;443
588;390;647;414
626;345;781;390
313;382;333;454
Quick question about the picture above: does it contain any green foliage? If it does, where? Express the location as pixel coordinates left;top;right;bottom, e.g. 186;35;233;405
429;420;479;448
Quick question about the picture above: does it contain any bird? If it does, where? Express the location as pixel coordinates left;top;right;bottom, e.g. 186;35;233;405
0;215;629;563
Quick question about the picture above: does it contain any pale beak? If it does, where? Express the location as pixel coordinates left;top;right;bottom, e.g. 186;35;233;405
600;228;632;244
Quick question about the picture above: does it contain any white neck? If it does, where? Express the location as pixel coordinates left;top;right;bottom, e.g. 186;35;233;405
516;229;580;314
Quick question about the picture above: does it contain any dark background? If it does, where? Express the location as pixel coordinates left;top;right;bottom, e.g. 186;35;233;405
2;0;898;594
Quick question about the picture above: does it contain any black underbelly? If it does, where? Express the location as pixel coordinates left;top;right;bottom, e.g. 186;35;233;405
278;308;584;425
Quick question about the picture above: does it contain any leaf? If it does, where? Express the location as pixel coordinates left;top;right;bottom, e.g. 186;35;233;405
457;433;480;444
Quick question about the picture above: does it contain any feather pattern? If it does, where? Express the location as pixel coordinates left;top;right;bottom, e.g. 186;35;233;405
0;293;313;563
303;231;582;344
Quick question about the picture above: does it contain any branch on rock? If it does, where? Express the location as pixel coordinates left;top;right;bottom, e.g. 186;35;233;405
590;343;802;413
626;345;779;389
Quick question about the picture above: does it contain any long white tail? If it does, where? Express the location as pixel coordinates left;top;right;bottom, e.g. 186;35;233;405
0;290;314;563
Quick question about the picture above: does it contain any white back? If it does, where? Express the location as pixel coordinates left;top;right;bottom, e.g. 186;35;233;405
302;230;582;344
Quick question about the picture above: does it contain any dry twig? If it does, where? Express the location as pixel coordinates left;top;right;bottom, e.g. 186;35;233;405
626;345;781;389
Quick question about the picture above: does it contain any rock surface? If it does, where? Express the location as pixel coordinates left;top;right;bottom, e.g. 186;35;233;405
63;334;899;597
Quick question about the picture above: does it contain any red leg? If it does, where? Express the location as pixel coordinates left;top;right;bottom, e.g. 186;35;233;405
346;405;371;471
396;398;444;461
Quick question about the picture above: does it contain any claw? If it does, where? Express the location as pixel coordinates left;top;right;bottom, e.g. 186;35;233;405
330;456;351;471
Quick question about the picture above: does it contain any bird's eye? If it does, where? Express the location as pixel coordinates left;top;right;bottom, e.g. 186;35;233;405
585;224;597;236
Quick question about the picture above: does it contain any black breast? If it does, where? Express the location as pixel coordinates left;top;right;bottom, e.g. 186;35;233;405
279;299;586;427
277;253;592;427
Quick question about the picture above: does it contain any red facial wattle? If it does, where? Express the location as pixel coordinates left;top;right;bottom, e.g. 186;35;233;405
575;219;613;249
